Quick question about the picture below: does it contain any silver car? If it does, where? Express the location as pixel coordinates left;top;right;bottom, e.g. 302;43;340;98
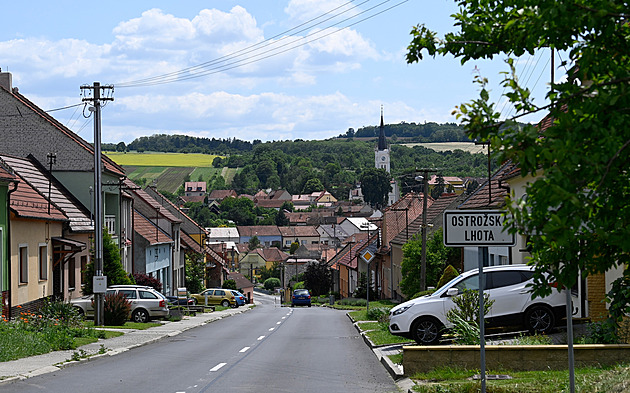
71;285;169;323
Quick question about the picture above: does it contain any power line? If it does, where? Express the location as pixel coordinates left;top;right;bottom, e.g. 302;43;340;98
115;0;408;88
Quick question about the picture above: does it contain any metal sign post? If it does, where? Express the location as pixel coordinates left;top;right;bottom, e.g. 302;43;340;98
443;210;516;393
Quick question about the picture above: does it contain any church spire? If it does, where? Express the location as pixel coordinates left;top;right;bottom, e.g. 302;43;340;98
377;105;387;151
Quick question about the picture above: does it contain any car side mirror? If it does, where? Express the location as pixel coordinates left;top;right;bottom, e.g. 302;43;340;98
446;288;459;297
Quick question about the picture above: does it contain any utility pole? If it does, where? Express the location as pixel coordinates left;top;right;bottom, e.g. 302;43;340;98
415;168;437;292
81;82;114;326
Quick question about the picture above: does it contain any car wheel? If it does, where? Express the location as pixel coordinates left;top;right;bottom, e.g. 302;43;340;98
74;307;85;317
221;300;230;307
308;304;311;307
190;298;197;306
525;305;555;334
132;309;150;323
411;317;443;345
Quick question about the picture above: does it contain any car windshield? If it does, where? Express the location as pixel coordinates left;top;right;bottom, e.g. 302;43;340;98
294;289;309;295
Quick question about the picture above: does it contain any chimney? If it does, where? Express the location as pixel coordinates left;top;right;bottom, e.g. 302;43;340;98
0;69;12;91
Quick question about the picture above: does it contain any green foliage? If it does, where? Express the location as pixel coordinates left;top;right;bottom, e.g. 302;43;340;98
248;235;260;250
411;289;435;299
447;314;481;345
104;292;131;326
264;277;281;291
359;168;391;210
185;252;205;294
259;263;281;282
366;307;390;323
302;178;324;194
289;241;299;255
512;333;553;345
446;289;494;325
400;232;460;298
575;319;630;345
83;230;133;295
303;261;333;296
39;299;84;327
222;279;237;290
437;265;460;289
339;298;368;307
354;272;378;300
133;273;162;292
407;1;630;315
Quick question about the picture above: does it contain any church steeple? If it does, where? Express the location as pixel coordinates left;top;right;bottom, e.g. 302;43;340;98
377;105;387;151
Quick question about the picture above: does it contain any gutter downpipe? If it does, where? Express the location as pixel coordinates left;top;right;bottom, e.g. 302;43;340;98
7;180;18;319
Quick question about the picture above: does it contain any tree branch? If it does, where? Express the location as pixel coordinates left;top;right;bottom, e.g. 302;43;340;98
598;138;630;189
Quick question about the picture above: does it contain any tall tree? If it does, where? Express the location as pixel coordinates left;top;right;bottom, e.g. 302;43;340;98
360;168;392;210
83;230;133;295
407;1;630;319
303;261;333;297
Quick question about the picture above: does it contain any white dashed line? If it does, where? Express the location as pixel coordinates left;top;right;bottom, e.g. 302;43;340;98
239;347;250;353
269;327;275;331
276;321;282;325
210;363;227;372
257;336;265;340
282;316;286;319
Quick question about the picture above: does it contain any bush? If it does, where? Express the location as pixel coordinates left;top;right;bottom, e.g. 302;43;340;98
263;277;281;291
339;298;367;307
436;264;459;289
411;289;435;299
133;273;162;293
222;279;237;290
104;292;131;326
39;299;83;327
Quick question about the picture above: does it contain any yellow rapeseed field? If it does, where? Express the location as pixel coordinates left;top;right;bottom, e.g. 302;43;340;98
106;152;219;167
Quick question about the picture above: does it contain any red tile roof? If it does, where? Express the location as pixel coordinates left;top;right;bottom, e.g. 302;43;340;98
458;162;516;210
133;210;173;245
10;172;67;221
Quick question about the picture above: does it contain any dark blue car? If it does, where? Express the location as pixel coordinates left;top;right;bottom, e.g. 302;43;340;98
292;289;311;307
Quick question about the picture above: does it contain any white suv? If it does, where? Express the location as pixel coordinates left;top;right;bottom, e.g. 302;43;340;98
389;264;566;345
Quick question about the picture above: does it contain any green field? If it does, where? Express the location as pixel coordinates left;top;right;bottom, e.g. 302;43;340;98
106;152;219;167
400;142;487;154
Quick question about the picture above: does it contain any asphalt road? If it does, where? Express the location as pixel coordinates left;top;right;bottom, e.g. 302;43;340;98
4;293;400;393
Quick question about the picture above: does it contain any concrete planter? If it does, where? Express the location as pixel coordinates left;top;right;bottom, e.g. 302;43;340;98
403;344;630;375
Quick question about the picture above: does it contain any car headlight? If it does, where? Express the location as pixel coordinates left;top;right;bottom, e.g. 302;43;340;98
392;304;412;316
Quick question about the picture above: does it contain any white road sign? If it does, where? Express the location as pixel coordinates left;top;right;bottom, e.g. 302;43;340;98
443;210;516;246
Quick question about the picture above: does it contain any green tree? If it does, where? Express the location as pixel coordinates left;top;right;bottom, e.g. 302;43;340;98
360;168;392;210
400;231;459;299
303;261;333;297
407;1;630;320
301;178;324;194
185;252;205;294
222;279;237;290
248;235;261;250
275;208;289;226
83;230;133;295
264;277;281;291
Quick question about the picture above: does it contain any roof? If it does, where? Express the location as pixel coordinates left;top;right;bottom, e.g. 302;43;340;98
124;179;181;223
180;230;205;253
2;154;93;232
344;217;378;232
207;227;239;239
0;162;16;183
133;210;173;245
318;224;350;240
179;195;206;204
237;225;281;237
458;162;516;210
381;192;426;246
227;272;253;289
185;182;206;191
255;199;286;209
260;247;289;262
208;189;237;200
0;87;124;177
278;226;320;237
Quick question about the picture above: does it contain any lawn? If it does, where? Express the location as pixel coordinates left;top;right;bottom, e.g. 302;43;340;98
106;152;220;167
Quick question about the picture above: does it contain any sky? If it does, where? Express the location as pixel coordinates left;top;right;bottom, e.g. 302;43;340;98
0;1;562;144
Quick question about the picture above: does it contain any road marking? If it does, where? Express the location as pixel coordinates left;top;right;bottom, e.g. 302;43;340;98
282;316;286;319
269;327;275;331
239;347;250;353
210;363;227;372
257;336;265;340
276;321;282;325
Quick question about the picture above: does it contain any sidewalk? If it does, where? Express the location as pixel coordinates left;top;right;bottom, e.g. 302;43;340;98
0;305;253;385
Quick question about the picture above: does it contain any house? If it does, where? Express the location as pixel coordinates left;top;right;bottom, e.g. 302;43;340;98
0;162;18;318
267;189;292;201
291;194;312;210
124;179;182;295
206;227;240;243
286;211;336;226
317;224;349;249
338;217;378;237
428;175;466;195
389;193;466;301
184;181;206;197
0;71;132;276
237;225;282;248
329;236;369;298
311;190;337;207
208;189;237;202
254;198;286;210
6;160;67;316
132;210;174;293
2;155;93;304
227;272;254;304
278;226;320;249
238;248;268;282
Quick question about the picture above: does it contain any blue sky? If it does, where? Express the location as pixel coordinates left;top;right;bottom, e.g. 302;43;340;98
0;1;563;144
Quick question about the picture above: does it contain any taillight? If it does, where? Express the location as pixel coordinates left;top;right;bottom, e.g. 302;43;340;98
159;300;166;307
307;295;311;299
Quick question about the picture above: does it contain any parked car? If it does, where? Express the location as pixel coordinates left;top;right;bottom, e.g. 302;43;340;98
389;264;566;345
291;289;311;307
70;285;169;323
230;290;246;307
190;288;236;307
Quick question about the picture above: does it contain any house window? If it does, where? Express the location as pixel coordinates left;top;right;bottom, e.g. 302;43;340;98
19;245;28;284
39;244;48;280
68;257;76;290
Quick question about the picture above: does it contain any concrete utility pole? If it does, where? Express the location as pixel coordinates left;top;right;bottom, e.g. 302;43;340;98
81;82;114;326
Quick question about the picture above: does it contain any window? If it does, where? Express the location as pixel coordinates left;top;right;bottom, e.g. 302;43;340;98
215;290;225;296
488;271;526;289
80;255;87;284
39;244;48;280
19;245;28;284
139;290;158;299
118;289;137;299
68;257;76;289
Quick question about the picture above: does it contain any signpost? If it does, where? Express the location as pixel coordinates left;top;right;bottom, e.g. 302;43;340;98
443;210;515;393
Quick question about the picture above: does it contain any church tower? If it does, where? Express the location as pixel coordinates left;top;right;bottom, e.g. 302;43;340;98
374;106;390;172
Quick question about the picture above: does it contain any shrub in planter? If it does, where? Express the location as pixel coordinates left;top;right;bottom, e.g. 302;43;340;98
133;273;162;293
104;292;131;326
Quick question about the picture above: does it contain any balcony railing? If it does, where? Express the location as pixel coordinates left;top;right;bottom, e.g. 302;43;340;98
105;215;116;236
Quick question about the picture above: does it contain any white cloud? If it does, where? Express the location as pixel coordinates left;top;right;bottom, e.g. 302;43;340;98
285;0;358;23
